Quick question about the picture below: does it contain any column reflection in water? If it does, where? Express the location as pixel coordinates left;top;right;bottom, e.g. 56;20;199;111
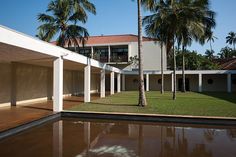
84;122;91;156
53;120;63;157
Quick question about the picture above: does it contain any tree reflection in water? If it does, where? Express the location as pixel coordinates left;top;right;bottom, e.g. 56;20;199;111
0;119;235;157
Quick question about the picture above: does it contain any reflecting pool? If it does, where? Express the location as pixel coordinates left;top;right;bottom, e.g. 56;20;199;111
0;118;236;157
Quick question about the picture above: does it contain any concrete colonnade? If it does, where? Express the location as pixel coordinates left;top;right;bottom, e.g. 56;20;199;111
53;57;121;112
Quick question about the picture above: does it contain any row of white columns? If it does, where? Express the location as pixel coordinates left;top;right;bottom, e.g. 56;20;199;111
144;73;232;93
53;57;122;112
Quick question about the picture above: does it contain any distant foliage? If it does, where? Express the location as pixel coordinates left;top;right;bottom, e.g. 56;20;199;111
218;46;236;59
168;49;219;70
129;55;139;69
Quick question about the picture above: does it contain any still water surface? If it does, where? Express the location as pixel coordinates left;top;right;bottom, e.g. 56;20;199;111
0;118;236;157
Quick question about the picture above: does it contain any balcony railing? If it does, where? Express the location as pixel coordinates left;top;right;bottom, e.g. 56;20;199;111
110;55;128;62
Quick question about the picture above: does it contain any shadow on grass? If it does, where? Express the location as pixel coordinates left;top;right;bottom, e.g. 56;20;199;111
64;99;84;103
198;92;236;104
89;102;137;107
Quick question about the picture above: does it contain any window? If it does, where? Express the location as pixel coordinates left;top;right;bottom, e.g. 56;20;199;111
94;47;109;62
111;46;128;62
79;47;92;57
232;78;236;85
207;79;213;84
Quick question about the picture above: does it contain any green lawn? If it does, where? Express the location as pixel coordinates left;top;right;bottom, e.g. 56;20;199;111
69;91;236;118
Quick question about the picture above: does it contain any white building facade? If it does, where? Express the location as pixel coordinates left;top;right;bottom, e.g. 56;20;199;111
0;26;235;112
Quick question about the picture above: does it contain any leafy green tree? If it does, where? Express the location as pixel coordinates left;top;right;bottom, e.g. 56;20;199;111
226;31;236;51
218;46;236;59
169;50;219;70
37;0;96;48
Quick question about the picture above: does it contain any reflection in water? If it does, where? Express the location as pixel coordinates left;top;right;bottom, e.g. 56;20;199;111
0;119;236;157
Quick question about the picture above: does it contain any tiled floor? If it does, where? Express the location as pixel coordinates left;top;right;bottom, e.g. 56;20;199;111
0;95;100;132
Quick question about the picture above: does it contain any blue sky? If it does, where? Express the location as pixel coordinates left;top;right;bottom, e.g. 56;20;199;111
0;0;235;54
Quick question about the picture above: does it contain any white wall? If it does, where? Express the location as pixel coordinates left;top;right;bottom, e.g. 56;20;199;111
202;74;227;92
126;41;167;71
0;62;100;107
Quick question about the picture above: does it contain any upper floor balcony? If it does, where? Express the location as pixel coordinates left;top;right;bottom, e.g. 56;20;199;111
68;45;129;64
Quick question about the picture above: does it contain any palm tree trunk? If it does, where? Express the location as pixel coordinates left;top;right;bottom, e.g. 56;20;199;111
210;40;213;52
161;42;164;94
182;45;186;92
173;40;176;100
137;0;147;107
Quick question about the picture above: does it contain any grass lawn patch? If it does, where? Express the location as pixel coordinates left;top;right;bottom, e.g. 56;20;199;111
69;91;236;118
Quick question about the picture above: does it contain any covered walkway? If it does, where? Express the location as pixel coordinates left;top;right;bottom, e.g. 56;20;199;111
0;95;100;132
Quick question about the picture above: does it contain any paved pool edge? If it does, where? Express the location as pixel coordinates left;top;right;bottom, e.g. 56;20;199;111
0;113;61;140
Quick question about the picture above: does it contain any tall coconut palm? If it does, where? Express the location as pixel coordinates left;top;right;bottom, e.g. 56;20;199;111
206;30;217;53
143;15;167;94
170;0;215;93
226;31;236;51
37;0;96;48
143;0;175;96
137;0;147;106
143;0;215;98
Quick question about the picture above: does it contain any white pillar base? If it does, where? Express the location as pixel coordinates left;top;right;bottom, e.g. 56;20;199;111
171;73;174;92
117;73;121;93
84;63;91;102
100;69;106;98
53;57;63;112
146;74;149;92
110;72;115;95
198;73;202;93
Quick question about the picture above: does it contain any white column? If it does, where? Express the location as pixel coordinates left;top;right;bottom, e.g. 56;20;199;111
108;46;111;62
53;120;63;157
53;57;63;112
91;46;94;59
110;71;115;95
11;62;17;106
117;73;121;93
198;73;202;92
84;62;91;102
100;69;106;98
122;74;126;91
227;73;232;93
146;74;149;92
171;73;174;92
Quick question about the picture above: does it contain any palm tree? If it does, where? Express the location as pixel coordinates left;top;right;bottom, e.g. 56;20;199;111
205;49;215;59
143;14;167;94
143;0;215;97
171;0;215;93
226;31;236;51
206;30;217;53
37;0;96;48
137;0;147;106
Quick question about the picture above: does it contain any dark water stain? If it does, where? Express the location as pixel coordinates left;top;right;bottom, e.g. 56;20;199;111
0;118;236;157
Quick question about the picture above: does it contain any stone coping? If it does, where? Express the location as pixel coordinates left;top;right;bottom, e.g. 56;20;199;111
62;111;236;126
1;111;236;140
